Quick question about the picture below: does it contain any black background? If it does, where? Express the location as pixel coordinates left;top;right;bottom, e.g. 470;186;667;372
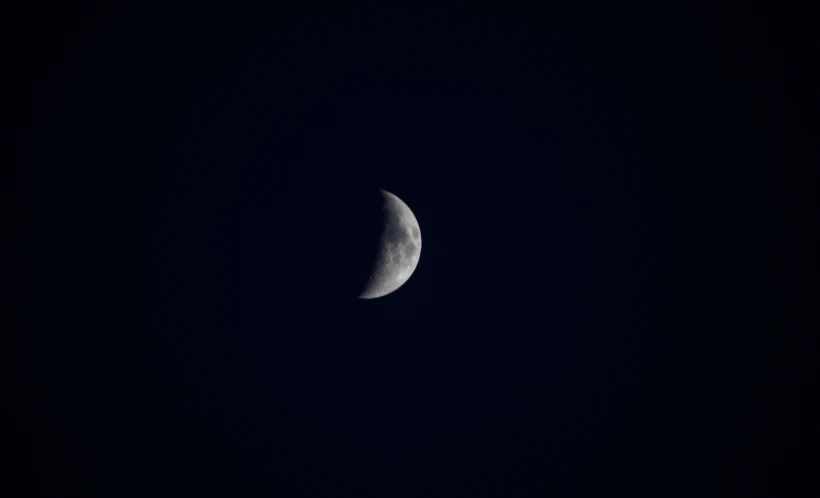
10;3;818;496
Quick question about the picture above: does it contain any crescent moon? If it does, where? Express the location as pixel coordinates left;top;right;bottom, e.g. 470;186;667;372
359;190;422;299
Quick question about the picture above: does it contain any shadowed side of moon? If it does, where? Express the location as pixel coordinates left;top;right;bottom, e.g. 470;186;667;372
287;186;390;301
249;186;418;305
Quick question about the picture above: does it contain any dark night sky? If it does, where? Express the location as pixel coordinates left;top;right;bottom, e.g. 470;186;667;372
10;3;817;497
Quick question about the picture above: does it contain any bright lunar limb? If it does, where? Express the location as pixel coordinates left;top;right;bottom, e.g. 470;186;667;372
359;190;422;299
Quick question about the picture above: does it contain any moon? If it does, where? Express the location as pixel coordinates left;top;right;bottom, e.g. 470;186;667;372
359;190;422;299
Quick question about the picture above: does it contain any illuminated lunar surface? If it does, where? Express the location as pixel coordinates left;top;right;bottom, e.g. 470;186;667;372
359;190;421;299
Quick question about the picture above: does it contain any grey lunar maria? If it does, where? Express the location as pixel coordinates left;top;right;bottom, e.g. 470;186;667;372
359;190;422;299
